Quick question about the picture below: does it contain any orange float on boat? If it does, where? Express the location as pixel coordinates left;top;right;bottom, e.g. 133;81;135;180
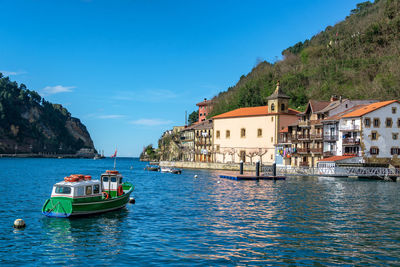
84;175;91;181
106;170;119;174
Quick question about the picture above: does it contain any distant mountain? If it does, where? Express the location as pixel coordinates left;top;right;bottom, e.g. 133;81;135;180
210;0;400;116
0;73;95;155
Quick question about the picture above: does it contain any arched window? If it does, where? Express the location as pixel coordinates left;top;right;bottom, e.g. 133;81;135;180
271;103;275;111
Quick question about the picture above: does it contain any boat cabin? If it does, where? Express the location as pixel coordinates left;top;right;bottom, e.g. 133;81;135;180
52;179;102;199
101;170;124;198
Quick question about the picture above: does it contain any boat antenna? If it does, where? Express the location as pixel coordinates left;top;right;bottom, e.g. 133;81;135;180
112;147;117;170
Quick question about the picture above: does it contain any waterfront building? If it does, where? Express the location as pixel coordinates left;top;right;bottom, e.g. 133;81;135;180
196;98;213;122
193;120;214;162
180;125;195;161
289;97;376;167
337;100;400;166
276;127;292;166
213;82;299;164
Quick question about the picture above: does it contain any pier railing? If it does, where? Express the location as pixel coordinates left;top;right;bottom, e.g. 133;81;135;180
261;165;400;177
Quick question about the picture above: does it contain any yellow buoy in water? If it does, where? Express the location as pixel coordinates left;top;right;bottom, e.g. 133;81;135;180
13;219;26;229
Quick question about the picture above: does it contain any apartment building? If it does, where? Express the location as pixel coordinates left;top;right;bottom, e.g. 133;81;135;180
193;120;214;162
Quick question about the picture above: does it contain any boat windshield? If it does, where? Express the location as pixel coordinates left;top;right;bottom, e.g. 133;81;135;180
55;186;71;194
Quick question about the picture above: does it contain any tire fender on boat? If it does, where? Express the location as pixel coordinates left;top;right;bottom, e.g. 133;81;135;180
103;192;110;200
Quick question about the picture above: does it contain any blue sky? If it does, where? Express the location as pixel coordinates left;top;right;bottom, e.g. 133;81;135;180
0;0;362;157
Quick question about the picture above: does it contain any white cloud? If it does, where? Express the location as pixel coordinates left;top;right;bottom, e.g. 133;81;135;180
130;118;173;126
42;85;75;95
0;70;25;76
98;115;125;119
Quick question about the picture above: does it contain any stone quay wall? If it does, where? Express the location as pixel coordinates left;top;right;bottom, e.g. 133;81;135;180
159;161;258;171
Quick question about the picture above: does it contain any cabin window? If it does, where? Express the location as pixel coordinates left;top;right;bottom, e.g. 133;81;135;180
103;177;109;182
85;186;92;195
77;186;84;196
93;184;100;194
111;177;117;183
55;186;71;194
119;178;122;184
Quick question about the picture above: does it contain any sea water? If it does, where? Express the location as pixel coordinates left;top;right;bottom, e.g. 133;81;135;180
1;158;400;266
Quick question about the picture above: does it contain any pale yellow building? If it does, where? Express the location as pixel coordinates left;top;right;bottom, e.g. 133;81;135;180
212;83;299;164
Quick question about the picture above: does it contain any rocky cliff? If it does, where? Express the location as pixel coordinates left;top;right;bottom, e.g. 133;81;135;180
0;74;96;155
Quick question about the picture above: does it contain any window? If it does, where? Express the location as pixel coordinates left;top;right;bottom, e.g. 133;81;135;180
85;186;92;195
226;130;230;138
200;113;202;116
386;118;393;127
398;119;400;127
257;129;262;137
216;130;220;138
364;118;371;127
391;147;400;155
241;128;246;138
371;132;377;140
392;107;397;114
281;103;285;111
373;118;380;127
103;176;109;182
111;177;117;183
216;145;220;152
93;184;100;194
270;154;273;160
271;137;273;142
77;186;84;196
55;186;71;194
394;133;399;140
271;103;275;111
271;116;274;122
370;147;379;155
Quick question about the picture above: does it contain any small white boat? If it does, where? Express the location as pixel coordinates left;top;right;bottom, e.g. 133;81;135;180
160;167;182;174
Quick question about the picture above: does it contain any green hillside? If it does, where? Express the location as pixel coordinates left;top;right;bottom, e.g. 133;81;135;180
210;0;400;115
0;73;95;154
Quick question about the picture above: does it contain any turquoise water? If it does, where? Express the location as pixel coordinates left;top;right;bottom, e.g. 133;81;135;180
1;158;400;266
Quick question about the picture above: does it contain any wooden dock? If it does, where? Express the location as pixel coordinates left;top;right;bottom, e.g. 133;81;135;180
219;174;285;181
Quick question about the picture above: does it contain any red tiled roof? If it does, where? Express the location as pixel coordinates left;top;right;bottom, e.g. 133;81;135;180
318;155;356;162
212;106;300;119
342;100;399;118
310;100;331;113
324;104;368;121
196;99;213;106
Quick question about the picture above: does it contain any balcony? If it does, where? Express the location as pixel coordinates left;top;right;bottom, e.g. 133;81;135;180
339;124;360;131
311;134;323;140
289;135;299;143
298;120;310;127
310;148;323;154
298;134;310;141
297;148;310;154
323;151;337;157
343;138;360;145
324;134;338;141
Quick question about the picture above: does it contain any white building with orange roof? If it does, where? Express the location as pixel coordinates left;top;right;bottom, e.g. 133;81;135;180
212;83;300;164
338;100;400;166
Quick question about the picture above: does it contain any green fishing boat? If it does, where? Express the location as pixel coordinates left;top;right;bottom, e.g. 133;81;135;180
42;170;134;218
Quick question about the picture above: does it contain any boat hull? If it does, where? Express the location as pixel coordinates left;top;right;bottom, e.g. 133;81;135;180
42;188;133;218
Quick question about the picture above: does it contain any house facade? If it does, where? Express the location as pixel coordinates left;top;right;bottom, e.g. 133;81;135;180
196;98;213;122
213;82;299;164
193;120;214;162
339;100;400;166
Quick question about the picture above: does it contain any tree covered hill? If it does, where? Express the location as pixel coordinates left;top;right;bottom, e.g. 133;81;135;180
210;0;400;116
0;73;95;154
